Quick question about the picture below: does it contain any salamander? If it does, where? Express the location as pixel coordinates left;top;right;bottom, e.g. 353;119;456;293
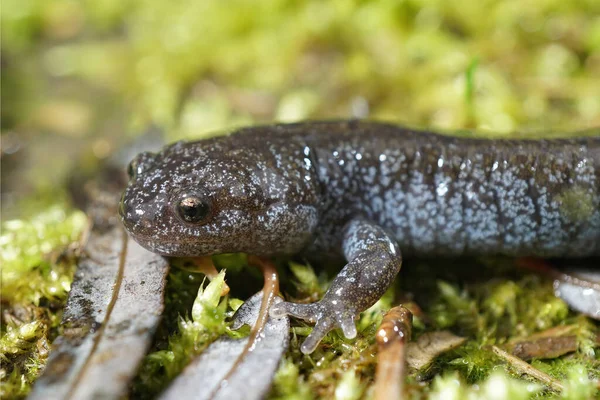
119;120;600;354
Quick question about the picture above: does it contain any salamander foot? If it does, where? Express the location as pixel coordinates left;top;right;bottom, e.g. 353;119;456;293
271;218;402;354
271;300;357;354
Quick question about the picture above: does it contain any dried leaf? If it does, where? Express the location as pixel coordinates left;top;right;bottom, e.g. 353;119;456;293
508;336;578;361
159;292;289;400
406;331;466;372
28;224;169;400
501;325;580;361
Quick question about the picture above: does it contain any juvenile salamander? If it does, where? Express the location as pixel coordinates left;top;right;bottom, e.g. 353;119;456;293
119;121;600;354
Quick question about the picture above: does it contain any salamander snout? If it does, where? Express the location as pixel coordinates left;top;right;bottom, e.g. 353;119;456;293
118;189;165;236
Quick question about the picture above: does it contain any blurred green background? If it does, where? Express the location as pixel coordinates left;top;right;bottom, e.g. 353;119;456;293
2;0;600;398
3;0;600;218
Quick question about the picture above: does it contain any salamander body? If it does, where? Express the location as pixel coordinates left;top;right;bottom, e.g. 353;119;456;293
120;121;600;353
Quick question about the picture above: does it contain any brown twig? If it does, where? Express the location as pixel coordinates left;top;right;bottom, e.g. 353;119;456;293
374;306;413;400
491;345;564;392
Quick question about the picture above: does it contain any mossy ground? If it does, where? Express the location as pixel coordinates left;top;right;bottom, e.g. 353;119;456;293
2;1;599;399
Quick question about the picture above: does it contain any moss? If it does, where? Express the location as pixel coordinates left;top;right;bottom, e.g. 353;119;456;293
1;206;86;305
428;371;542;400
333;369;365;400
0;321;47;399
288;262;324;301
0;206;86;399
557;364;598;400
270;358;313;400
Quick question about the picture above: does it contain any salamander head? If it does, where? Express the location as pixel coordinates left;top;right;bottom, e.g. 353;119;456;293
119;134;320;257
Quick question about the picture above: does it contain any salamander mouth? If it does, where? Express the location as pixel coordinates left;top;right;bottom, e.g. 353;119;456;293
126;230;232;258
128;234;185;257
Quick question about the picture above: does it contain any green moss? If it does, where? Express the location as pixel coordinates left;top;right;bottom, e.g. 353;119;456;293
429;280;483;335
270;358;313;400
0;321;47;399
288;262;324;302
1;206;86;305
447;343;496;382
558;364;598;400
333;369;365;400
429;371;542;400
0;205;86;399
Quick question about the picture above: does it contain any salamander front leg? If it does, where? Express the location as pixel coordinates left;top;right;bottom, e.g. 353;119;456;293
271;218;402;354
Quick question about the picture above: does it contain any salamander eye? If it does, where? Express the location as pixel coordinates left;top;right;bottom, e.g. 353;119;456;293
175;194;211;224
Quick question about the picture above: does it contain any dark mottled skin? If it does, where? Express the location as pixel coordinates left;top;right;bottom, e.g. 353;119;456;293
120;120;600;353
